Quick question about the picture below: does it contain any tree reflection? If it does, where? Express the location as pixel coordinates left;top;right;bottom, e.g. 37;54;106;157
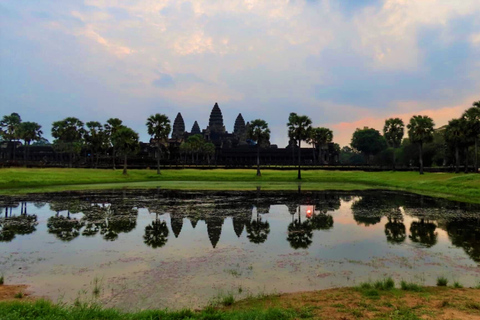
144;219;169;248
0;202;38;242
246;210;270;244
81;202;138;241
409;219;437;247
313;193;341;214
287;210;313;250
309;212;333;231
384;208;406;244
351;197;384;226
47;213;84;242
446;218;480;263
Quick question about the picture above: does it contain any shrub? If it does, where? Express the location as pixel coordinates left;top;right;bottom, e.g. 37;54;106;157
400;281;423;292
437;276;448;287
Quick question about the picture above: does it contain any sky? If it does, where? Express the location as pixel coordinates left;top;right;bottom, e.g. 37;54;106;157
1;0;480;147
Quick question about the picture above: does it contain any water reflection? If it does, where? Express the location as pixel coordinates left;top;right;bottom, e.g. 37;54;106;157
1;190;480;264
0;201;38;242
445;218;480;262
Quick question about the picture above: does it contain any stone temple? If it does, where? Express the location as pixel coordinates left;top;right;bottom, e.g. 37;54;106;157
168;102;339;166
170;102;252;148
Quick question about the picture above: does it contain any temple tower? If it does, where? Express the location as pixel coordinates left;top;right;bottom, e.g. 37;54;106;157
172;113;185;140
208;102;225;133
233;113;247;144
191;121;201;135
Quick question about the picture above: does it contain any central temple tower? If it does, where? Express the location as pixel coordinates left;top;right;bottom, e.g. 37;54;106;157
207;102;225;133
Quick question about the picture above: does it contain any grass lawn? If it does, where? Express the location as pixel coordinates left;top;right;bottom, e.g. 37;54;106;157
0;168;479;203
1;284;480;319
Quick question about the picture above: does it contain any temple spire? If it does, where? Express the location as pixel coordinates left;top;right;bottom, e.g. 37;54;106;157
208;102;225;133
191;121;201;135
172;113;185;140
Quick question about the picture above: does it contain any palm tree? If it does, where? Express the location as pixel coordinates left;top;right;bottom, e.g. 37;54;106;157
111;126;139;175
247;119;270;176
104;118;123;170
463;102;480;173
0;113;22;161
146;114;171;174
383;118;404;170
309;127;333;165
407;115;435;175
445;118;467;173
287;113;312;179
18;121;42;162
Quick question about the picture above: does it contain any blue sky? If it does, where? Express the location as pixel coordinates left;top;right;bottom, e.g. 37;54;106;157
1;0;479;146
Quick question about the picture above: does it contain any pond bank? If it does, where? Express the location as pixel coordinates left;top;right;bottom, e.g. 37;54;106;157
1;168;480;203
2;285;480;319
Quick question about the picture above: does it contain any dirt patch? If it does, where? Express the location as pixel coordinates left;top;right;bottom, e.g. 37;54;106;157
229;287;480;319
0;285;31;301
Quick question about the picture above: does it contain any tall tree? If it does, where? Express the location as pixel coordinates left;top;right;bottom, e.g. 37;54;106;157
407;115;435;175
51;117;85;168
287;113;312;179
445;118;467;173
104;118;123;170
186;134;205;164
0;113;22;161
179;141;192;164
309;127;333;165
247;119;270;176
463;102;480;173
146;114;171;174
351;127;387;164
111;126;139;175
85;121;107;168
202;142;216;165
18;122;43;162
383;118;405;170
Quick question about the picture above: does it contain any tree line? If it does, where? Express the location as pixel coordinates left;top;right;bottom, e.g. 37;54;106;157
0;100;479;176
343;101;480;174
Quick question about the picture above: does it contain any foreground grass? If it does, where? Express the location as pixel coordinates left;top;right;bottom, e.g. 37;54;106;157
0;299;297;320
0;168;480;203
2;285;480;320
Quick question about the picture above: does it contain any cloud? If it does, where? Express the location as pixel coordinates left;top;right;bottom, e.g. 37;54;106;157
152;73;174;87
1;0;480;147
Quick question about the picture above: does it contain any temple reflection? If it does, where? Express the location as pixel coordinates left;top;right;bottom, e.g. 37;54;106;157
0;190;478;258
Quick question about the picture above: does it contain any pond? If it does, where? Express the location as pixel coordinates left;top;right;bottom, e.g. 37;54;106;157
0;189;479;310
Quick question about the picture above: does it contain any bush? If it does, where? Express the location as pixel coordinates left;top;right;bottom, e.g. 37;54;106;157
400;281;423;292
373;277;395;290
437;276;448;287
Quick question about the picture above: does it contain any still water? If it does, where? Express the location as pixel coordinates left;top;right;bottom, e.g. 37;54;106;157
0;189;479;310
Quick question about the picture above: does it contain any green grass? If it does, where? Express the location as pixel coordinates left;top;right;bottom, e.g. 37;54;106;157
356;278;396;299
437;276;449;287
0;168;480;203
221;294;235;307
453;281;463;288
0;299;298;320
373;277;395;291
400;281;423;292
14;292;24;299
